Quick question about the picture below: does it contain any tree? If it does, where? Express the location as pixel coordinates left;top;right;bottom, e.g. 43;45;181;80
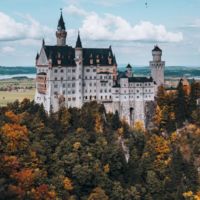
175;80;188;127
88;187;109;200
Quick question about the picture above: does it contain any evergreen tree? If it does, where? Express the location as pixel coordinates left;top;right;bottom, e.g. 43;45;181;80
175;80;188;127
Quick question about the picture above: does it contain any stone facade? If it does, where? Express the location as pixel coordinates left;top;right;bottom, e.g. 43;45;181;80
35;13;165;126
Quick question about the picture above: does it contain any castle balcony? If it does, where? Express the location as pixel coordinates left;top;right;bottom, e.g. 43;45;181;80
36;72;47;83
37;85;47;94
36;72;47;94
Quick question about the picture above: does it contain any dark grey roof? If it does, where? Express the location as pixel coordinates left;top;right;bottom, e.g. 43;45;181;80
126;64;132;68
44;45;76;66
58;12;65;30
128;77;153;83
76;32;82;48
43;45;115;67
83;48;115;66
117;71;127;79
152;45;162;52
113;55;117;65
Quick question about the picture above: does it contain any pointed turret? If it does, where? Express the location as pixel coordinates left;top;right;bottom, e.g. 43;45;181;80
56;9;67;46
76;31;82;48
57;10;65;31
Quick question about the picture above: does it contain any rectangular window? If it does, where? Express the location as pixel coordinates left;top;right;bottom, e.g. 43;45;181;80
54;69;58;73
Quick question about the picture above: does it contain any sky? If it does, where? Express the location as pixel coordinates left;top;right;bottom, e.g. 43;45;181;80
0;0;200;66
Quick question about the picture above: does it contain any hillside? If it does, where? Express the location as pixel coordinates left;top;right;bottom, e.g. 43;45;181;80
0;99;199;200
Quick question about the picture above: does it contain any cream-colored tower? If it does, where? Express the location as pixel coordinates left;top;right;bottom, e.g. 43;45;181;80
56;11;67;46
150;46;165;86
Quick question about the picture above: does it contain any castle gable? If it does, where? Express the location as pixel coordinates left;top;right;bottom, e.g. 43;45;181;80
37;47;49;66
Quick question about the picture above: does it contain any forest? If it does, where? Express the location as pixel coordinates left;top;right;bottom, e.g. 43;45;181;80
0;79;200;200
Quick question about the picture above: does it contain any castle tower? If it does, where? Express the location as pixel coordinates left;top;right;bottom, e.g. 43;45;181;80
150;45;165;86
126;64;133;78
56;10;67;46
75;32;83;108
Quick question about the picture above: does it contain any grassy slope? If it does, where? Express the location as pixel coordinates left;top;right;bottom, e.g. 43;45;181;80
0;78;35;106
0;89;35;106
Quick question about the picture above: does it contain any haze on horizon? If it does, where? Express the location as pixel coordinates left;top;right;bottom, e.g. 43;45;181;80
0;0;200;66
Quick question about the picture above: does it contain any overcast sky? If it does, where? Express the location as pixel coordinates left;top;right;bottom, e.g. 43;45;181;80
0;0;200;66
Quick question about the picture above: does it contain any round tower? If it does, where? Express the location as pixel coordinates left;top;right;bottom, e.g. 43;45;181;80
150;45;165;87
56;10;67;46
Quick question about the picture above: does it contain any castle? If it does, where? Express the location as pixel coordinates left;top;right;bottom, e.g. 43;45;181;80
35;12;165;126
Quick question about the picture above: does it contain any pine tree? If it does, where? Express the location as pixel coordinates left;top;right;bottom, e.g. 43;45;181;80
175;80;188;127
188;80;200;120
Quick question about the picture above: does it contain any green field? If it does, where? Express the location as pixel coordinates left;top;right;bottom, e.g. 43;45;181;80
0;89;35;106
0;78;35;106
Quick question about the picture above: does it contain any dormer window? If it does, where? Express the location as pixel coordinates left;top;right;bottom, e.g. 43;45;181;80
57;60;61;65
96;55;100;64
89;54;93;65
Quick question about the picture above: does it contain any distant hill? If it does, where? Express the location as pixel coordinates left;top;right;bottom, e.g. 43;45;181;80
0;66;200;79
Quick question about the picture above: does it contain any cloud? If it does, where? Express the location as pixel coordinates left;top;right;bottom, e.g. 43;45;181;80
0;12;52;42
93;0;132;7
64;4;88;16
67;8;183;43
187;19;200;28
0;46;15;53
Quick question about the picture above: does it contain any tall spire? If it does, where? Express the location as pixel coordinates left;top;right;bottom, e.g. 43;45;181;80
76;31;82;48
57;8;65;30
56;9;67;46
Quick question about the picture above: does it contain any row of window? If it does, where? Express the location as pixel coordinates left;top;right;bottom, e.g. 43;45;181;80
84;96;112;100
54;69;76;73
123;83;152;87
53;76;112;81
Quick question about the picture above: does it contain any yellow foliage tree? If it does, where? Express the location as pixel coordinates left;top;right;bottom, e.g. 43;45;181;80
95;114;103;134
183;191;200;200
103;164;110;174
63;177;73;191
88;187;109;200
5;111;21;123
73;142;81;150
117;127;124;137
133;120;145;132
